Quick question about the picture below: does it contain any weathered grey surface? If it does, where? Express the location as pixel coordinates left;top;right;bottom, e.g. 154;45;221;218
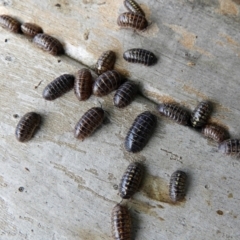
0;0;240;239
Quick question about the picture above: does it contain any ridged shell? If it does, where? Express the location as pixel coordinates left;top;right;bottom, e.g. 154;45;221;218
95;50;116;75
124;0;145;16
202;124;228;143
218;139;240;155
21;23;43;37
0;15;21;33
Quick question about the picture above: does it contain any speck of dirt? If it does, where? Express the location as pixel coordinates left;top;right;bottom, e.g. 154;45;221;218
13;114;19;119
216;210;224;216
18;187;24;192
55;3;61;7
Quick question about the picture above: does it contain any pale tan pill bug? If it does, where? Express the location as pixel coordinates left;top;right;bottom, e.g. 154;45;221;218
15;112;41;142
111;204;132;240
0;15;21;33
124;0;145;16
202;124;229;143
95;50;116;75
218;139;240;156
21;23;43;38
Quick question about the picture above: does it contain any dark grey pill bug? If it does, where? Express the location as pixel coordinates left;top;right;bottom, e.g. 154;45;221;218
42;74;75;100
33;33;64;55
95;50;116;75
202;124;228;143
15;112;41;142
0;15;21;33
218;139;240;156
119;162;143;199
157;103;190;126
191;101;211;128
21;23;43;37
113;81;138;108
111;204;132;240
125;111;157;153
169;170;187;202
124;0;145;16
74;107;105;141
123;48;157;66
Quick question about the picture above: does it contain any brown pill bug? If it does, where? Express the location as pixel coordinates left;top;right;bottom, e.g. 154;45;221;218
92;70;122;97
111;204;132;240
191;101;211;128
0;15;21;33
21;23;43;37
113;81;138;108
202;124;228;143
125;111;157;153
169;170;187;202
15;112;41;142
95;50;116;75
33;33;64;55
74;68;92;101
74;107;105;141
123;48;157;66
157;103;190;126
124;0;145;16
117;12;148;31
42;74;75;100
119;162;143;199
218;139;240;156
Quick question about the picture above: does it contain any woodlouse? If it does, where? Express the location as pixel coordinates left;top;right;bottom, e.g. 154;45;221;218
92;70;122;97
157;103;190;126
119;162;143;199
113;81;138;108
218;139;240;156
74;107;105;141
21;23;43;37
125;111;157;153
74;68;92;101
202;124;228;143
123;48;157;66
95;50;116;75
15;112;41;142
124;0;145;16
169;170;187;202
111;204;132;240
0;15;21;33
191;101;211;128
33;33;64;55
42;74;75;100
117;12;148;31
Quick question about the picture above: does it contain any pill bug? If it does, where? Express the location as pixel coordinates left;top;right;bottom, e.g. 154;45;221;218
74;68;92;101
124;0;145;16
202;124;228;143
0;15;21;33
42;74;75;100
74;107;105;141
119;162;143;199
113;81;138;108
125;111;157;153
191;101;211;128
33;33;64;55
95;50;116;75
92;70;122;97
21;23;43;37
169;170;187;202
218;139;240;156
111;204;132;240
123;48;157;66
157;103;190;126
117;12;148;31
15;112;41;142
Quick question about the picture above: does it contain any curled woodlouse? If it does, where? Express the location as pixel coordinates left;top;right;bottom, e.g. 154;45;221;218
191;101;211;128
92;70;122;97
124;0;145;16
33;33;64;55
15;112;41;142
125;111;157;153
21;23;43;37
123;48;157;66
95;50;116;75
42;74;75;100
218;139;240;156
74;107;105;141
169;170;187;202
111;204;131;240
74;68;92;101
157;103;190;126
119;162;143;199
113;81;137;108
0;15;21;33
202;124;228;143
117;12;148;31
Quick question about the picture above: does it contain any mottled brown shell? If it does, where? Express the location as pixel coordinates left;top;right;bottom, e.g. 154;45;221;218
15;112;41;142
124;0;145;16
95;50;116;75
111;204;132;240
0;15;21;33
21;23;43;37
218;139;240;156
202;124;228;143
